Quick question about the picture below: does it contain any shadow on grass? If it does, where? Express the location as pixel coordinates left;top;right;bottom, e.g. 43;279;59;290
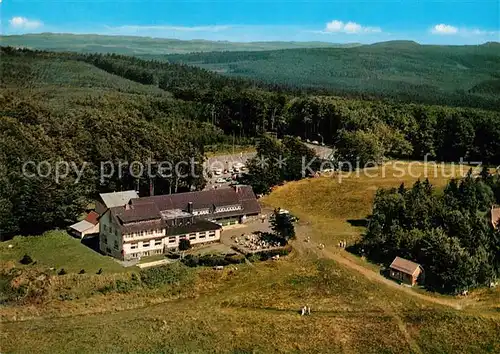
347;217;370;228
81;235;102;254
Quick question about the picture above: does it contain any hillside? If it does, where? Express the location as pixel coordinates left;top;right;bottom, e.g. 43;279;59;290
0;33;355;54
4;34;499;109
0;46;499;354
163;42;500;109
1;47;499;235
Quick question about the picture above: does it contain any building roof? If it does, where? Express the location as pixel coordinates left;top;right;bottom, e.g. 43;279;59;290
113;203;162;224
131;185;261;217
69;220;96;233
84;211;100;225
99;190;139;209
389;257;422;276
491;206;500;229
109;185;259;235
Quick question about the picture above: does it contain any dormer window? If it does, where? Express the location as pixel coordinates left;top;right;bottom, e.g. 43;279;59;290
215;205;242;213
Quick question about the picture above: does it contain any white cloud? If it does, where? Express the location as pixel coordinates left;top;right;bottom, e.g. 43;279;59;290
323;20;382;34
105;24;232;33
9;17;43;30
431;24;498;37
431;24;458;35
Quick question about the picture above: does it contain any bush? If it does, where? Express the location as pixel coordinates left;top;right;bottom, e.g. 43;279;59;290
78;269;85;274
19;254;33;265
182;255;200;267
224;254;246;265
198;254;229;267
254;244;293;261
115;279;136;293
140;263;192;288
179;238;191;251
58;268;67;275
181;253;246;268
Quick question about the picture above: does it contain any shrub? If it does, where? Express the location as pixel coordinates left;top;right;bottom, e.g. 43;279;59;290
19;254;33;265
198;254;229;267
58;268;67;275
182;255;200;267
224;254;246;264
255;244;293;261
179;238;191;251
78;269;85;274
115;279;135;293
97;283;115;294
140;263;192;288
181;253;246;267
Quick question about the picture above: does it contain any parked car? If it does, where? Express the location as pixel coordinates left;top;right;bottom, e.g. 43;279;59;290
216;178;226;183
213;169;223;175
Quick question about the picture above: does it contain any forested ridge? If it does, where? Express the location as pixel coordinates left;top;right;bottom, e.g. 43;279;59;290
1;47;500;236
162;41;500;110
359;173;500;294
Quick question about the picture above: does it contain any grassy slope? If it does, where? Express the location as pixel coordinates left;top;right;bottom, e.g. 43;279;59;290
0;54;169;96
0;231;125;273
0;33;355;54
1;162;499;353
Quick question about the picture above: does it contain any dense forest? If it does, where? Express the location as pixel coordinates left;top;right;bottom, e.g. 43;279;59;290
1;47;500;236
358;172;500;294
162;41;500;110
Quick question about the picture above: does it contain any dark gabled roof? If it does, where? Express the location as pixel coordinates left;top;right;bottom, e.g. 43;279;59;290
166;220;222;236
111;203;161;224
133;188;240;211
236;185;261;216
390;257;422;275
131;185;261;216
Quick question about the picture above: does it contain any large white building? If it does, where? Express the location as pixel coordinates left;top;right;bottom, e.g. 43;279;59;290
98;185;260;260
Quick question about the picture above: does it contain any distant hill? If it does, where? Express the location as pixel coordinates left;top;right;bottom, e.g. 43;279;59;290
162;42;500;109
0;33;358;54
2;34;499;109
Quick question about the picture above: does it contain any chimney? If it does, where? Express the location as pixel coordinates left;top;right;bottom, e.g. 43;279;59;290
187;202;193;214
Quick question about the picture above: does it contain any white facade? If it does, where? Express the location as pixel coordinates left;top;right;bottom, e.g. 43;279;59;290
122;229;220;260
99;210;123;259
99;209;222;260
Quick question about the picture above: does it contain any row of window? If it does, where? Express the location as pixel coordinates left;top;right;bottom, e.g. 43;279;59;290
192;209;210;216
130;239;163;249
128;231;218;249
127;249;163;259
215;205;242;213
124;229;164;239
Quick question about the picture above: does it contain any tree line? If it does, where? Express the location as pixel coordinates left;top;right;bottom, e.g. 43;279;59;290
357;171;500;294
1;47;500;237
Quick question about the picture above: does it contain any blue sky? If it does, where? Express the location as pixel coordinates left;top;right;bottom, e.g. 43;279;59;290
1;0;499;44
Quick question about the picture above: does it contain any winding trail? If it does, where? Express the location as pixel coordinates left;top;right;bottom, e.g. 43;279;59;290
293;226;466;311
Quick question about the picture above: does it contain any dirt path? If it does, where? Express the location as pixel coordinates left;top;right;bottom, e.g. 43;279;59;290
293;226;466;311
